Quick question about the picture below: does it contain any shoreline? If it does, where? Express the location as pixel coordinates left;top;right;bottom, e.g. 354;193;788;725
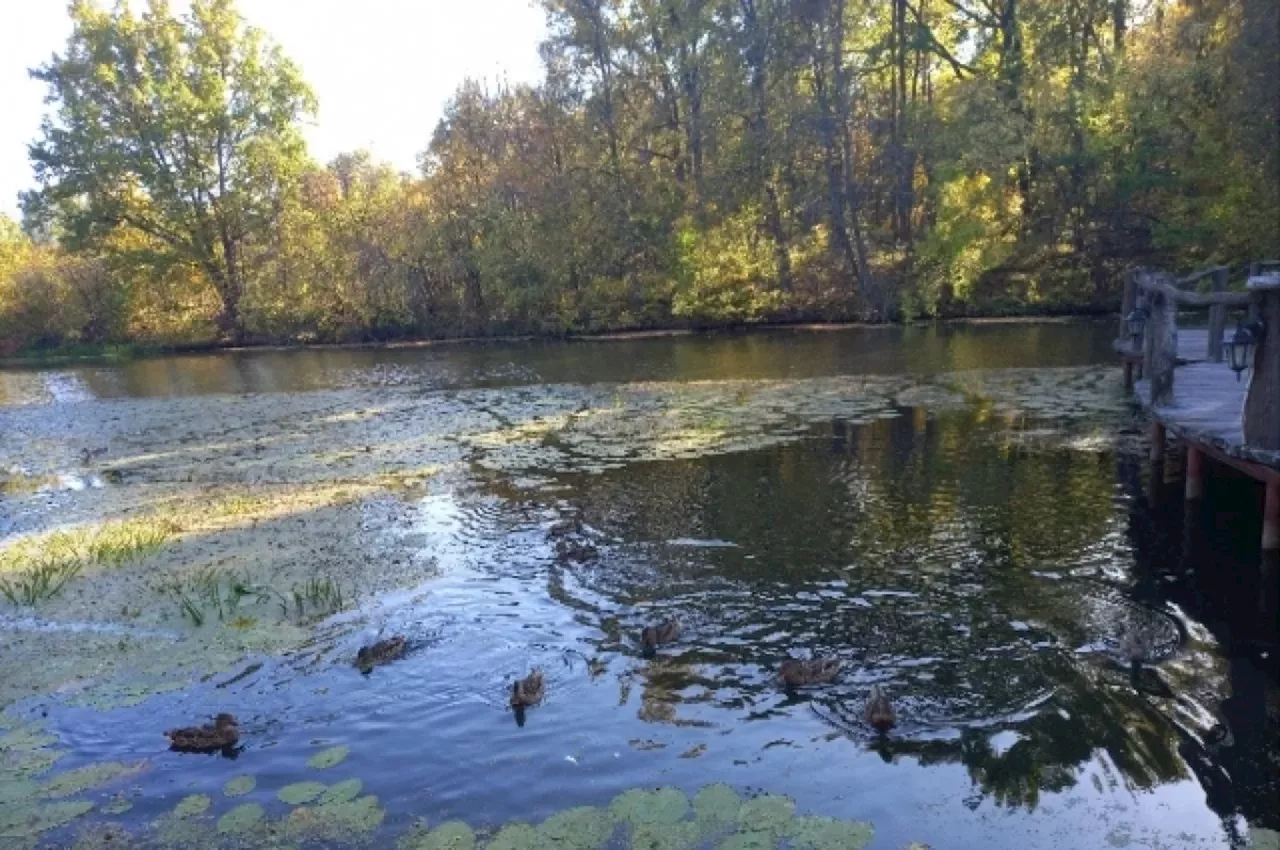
0;309;1113;368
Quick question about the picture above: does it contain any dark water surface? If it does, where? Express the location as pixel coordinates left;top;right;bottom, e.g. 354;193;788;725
1;319;1277;850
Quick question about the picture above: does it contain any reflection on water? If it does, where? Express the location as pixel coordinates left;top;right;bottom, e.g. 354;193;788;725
0;320;1117;404
0;321;1276;849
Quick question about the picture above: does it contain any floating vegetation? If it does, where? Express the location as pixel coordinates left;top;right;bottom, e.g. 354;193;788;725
0;799;94;842
321;779;363;805
278;781;327;805
538;806;614;847
278;794;386;845
41;762;143;799
172;794;211;818
216;802;265;835
789;815;874;850
284;577;347;623
156;566;274;627
99;795;132;815
222;775;256;798
610;787;690;827
485;823;539;850
399;820;476;850
308;745;349;770
0;518;176;606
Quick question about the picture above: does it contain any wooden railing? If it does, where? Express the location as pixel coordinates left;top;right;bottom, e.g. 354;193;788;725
1119;262;1280;451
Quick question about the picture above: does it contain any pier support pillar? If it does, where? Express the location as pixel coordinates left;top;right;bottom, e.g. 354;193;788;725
1150;422;1165;465
1264;480;1280;553
1185;445;1205;500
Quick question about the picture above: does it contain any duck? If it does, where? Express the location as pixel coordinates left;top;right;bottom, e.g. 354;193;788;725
79;446;108;466
777;658;843;688
511;669;545;708
355;636;407;673
640;619;682;656
865;684;895;734
165;713;239;752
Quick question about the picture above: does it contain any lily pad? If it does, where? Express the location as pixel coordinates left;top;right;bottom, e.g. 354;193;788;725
0;799;94;838
320;778;363;805
538;806;614;848
282;795;386;843
222;775;256;797
736;794;795;837
307;745;349;769
610;787;689;826
485;823;539;850
278;781;327;805
217;803;265;835
629;821;702;850
100;796;133;816
399;820;476;850
42;762;142;799
173;794;211;818
790;815;874;850
693;784;741;828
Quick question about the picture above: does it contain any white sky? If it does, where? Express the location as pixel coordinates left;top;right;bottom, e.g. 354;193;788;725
0;0;548;217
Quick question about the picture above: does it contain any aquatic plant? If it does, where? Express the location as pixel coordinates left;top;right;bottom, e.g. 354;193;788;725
0;556;83;605
157;566;274;626
0;517;175;605
40;762;142;799
307;745;349;770
278;781;327;805
222;775;256;798
216;802;265;835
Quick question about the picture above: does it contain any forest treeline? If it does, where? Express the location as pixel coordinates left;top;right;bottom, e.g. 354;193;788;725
1;0;1276;353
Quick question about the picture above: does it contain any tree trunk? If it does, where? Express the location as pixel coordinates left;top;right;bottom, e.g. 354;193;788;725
741;0;792;291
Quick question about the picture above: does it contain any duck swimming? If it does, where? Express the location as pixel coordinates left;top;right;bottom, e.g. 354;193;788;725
777;658;843;688
165;714;239;753
355;636;406;673
511;669;545;708
865;685;895;734
640;619;682;656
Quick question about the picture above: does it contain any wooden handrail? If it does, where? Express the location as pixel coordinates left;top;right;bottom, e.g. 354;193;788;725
1135;278;1252;307
1176;264;1230;287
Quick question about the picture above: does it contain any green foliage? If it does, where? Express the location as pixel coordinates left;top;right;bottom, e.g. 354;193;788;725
5;0;1276;349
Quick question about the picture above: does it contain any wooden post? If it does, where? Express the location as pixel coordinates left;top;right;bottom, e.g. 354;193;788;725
1185;444;1204;499
1118;269;1137;349
1123;359;1134;390
1150;421;1165;464
1243;277;1280;450
1143;282;1178;407
1206;267;1228;362
1264;480;1280;553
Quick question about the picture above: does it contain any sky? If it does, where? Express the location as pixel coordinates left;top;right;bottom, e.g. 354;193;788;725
0;0;549;217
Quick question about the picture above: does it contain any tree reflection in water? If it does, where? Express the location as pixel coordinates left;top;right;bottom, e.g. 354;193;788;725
536;404;1278;832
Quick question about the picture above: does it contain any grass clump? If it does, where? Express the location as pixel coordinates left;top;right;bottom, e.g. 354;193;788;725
0;517;177;606
158;568;349;627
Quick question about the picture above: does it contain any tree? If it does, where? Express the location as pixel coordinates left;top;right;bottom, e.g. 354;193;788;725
24;0;315;341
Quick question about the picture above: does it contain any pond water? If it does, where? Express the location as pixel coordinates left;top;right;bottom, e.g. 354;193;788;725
0;320;1277;850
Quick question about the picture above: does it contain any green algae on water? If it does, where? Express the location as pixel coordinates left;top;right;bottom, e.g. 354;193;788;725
692;784;741;829
485;823;539;850
217;802;265;835
279;793;385;844
41;761;143;798
100;795;133;815
0;799;94;840
538;806;614;848
610;787;689;826
307;744;349;769
789;815;874;850
278;781;327;805
222;774;256;797
172;793;212;818
320;778;363;805
398;820;476;850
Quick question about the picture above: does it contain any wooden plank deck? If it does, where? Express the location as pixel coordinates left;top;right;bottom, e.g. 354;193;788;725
1115;328;1213;362
1136;360;1280;474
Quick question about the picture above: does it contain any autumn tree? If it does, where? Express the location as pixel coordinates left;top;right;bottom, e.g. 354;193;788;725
24;0;315;341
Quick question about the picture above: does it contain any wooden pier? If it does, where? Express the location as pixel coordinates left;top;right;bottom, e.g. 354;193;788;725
1116;262;1280;554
